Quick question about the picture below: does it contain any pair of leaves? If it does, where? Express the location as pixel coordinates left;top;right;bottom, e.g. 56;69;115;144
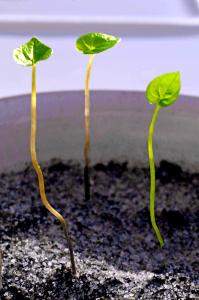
13;33;120;66
13;37;52;66
146;72;181;107
76;32;120;54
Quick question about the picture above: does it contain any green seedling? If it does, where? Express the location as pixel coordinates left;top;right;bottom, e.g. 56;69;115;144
13;37;76;274
146;71;181;247
76;32;120;201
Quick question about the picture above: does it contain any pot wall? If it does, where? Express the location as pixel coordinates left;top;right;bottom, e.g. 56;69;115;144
0;91;198;172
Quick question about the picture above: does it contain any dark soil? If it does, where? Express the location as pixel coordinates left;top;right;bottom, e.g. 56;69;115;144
0;159;198;299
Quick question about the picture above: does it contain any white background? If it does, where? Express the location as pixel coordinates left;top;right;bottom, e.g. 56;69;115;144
0;0;199;17
0;1;199;98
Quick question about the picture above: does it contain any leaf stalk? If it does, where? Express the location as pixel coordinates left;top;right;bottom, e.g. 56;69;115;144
31;64;76;274
84;54;94;201
148;104;164;247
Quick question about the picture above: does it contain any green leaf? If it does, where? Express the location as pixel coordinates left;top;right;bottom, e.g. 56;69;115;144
13;36;53;66
146;72;181;107
76;32;120;55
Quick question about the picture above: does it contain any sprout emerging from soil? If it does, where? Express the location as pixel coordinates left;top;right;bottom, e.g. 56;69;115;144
146;71;181;247
13;37;76;274
76;32;120;201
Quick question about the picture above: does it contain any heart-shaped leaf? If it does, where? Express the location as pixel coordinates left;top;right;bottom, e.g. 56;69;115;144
76;32;120;55
13;36;53;66
146;72;181;107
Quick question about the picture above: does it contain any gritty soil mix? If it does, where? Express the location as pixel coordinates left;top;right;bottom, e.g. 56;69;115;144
0;160;198;299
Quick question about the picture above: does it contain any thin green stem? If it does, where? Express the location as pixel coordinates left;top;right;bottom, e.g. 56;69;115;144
148;105;164;247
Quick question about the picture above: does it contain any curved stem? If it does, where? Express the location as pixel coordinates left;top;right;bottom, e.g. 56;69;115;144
148;105;164;248
84;54;94;201
31;64;76;274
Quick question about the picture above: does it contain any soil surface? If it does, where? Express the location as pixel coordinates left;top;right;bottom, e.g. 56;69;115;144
0;159;198;300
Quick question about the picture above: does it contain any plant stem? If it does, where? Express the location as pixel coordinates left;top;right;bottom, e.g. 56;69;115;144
0;249;2;290
84;54;94;201
148;105;164;247
31;64;76;275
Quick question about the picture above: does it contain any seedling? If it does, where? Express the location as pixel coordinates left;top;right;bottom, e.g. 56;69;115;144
13;37;76;274
76;32;120;200
146;71;181;247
